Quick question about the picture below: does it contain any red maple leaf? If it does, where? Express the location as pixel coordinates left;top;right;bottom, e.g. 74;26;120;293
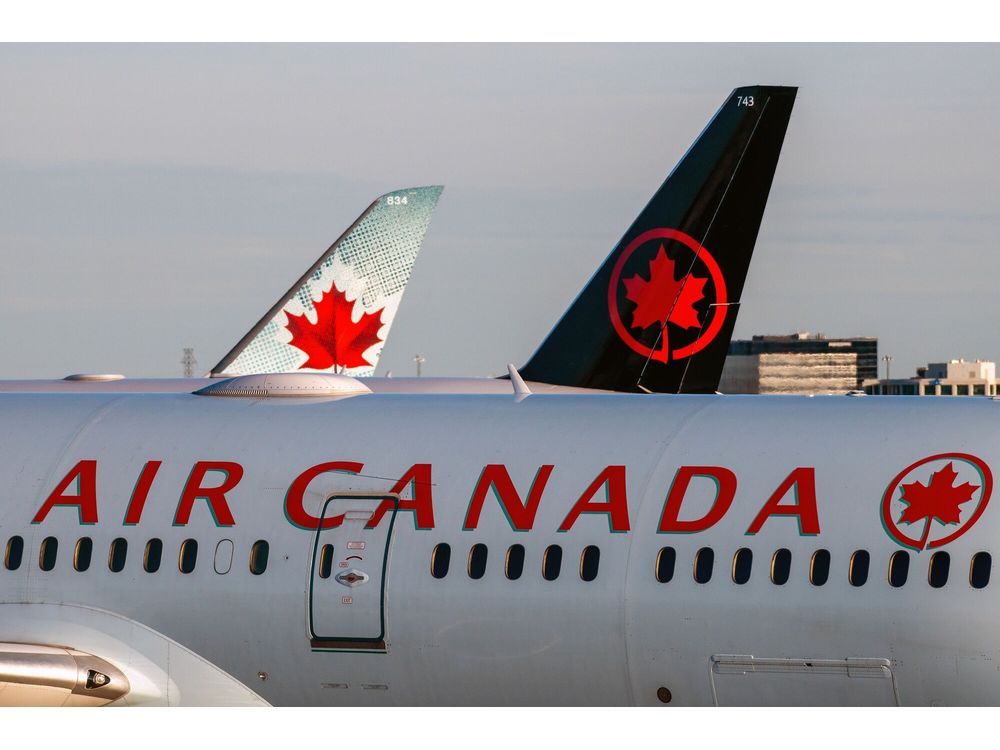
622;244;708;332
285;282;385;370
898;462;978;548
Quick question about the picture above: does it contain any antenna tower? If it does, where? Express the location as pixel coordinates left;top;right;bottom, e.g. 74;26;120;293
182;348;197;378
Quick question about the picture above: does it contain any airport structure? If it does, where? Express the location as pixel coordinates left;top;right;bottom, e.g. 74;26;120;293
862;359;998;396
719;332;878;395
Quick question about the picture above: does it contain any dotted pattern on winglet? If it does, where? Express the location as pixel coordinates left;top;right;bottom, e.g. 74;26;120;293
225;186;442;377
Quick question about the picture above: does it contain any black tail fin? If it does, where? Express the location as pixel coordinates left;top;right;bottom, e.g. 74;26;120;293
519;86;796;394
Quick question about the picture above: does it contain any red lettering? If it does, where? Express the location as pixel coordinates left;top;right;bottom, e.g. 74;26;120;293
367;463;436;529
123;461;162;525
463;464;554;531
745;467;820;535
658;466;736;533
558;465;630;532
284;461;364;530
173;461;242;526
32;460;99;525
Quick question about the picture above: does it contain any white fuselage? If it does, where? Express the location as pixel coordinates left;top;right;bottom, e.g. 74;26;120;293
0;390;997;706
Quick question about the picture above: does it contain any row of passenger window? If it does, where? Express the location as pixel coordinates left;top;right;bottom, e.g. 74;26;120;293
426;542;995;589
429;543;601;582
2;535;270;576
654;546;993;589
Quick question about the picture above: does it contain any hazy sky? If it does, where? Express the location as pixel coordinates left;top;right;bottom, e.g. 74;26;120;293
1;44;998;380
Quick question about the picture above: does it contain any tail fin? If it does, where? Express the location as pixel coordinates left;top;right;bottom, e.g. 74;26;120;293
211;186;443;377
519;86;796;394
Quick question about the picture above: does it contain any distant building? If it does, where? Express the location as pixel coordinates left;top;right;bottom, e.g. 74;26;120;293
720;332;878;395
863;359;998;396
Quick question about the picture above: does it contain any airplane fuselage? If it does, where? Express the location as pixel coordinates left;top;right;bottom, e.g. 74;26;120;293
1;389;996;705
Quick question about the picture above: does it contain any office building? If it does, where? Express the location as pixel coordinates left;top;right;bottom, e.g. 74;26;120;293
720;332;878;395
863;359;998;396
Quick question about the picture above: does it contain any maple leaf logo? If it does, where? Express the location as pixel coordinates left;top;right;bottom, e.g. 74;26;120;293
898;462;979;549
606;228;728;364
285;282;385;370
622;244;708;333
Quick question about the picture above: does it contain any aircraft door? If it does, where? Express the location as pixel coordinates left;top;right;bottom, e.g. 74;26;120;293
308;494;397;652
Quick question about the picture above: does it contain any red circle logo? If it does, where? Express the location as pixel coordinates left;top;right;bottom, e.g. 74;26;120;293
607;228;727;363
880;452;993;551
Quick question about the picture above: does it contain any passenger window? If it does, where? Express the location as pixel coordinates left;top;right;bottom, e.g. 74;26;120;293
928;551;950;588
542;545;562;581
971;552;992;589
655;547;676;583
74;537;93;572
144;539;162;573
849;550;870;587
5;535;24;571
771;548;791;585
250;540;269;575
179;539;198;574
108;538;128;573
810;549;830;586
732;548;752;585
888;550;910;588
580;545;600;582
694;547;714;584
505;544;525;580
318;544;334;579
431;543;451;579
39;537;58;571
468;543;488;580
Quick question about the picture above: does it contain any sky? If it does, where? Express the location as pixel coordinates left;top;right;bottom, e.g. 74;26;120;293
1;43;998;380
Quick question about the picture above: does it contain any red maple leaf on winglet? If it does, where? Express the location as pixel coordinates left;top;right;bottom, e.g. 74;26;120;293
898;462;978;548
285;282;385;370
622;244;708;331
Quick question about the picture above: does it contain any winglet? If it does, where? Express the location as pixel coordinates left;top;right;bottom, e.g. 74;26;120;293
212;185;443;377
